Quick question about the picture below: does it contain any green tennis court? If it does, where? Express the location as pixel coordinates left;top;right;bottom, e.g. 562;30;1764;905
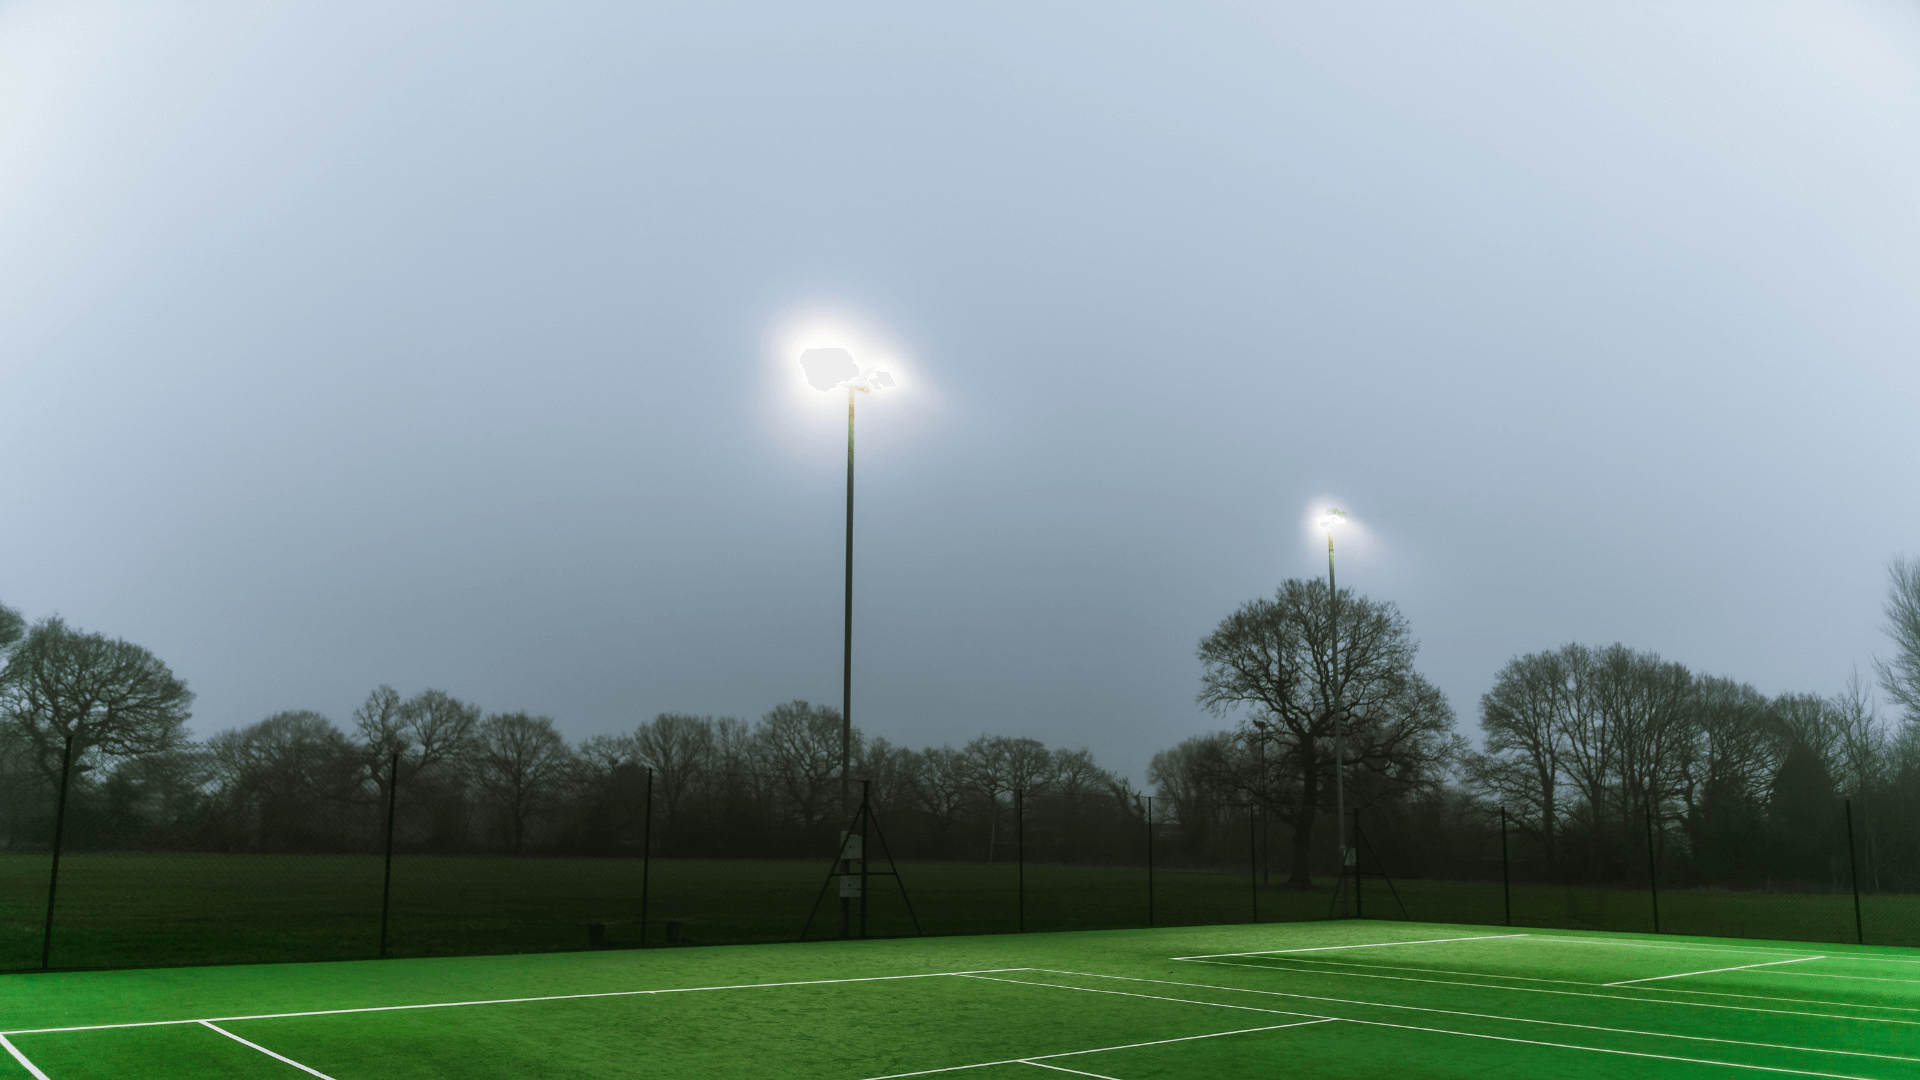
2;920;1915;1078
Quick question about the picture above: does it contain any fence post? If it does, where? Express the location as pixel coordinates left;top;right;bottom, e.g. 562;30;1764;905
1845;799;1864;945
1500;806;1512;928
1644;802;1660;935
379;752;399;958
1145;796;1154;929
1352;809;1363;919
1016;788;1024;934
641;767;653;948
1250;804;1259;924
40;734;75;971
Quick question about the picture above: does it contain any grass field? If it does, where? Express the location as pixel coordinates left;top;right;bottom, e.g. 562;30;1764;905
6;854;1916;972
2;918;1917;1078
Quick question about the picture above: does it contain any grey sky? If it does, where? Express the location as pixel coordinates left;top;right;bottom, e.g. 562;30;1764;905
3;1;1917;783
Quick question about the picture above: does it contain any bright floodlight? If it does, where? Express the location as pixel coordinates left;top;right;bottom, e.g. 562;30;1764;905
799;348;860;391
1319;507;1347;531
799;347;894;393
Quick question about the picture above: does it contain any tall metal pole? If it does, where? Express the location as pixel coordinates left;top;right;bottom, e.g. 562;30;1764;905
41;734;75;970
1329;528;1347;917
840;386;856;938
843;385;855;817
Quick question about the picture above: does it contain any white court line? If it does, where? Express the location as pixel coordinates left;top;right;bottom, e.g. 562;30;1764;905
1008;970;1920;1066
997;972;1888;1080
1607;957;1824;986
956;974;1322;1020
1177;957;1920;1026
199;1022;339;1080
860;1021;1332;1079
1255;954;1920;1015
1776;971;1920;986
0;968;1028;1037
1537;936;1920;966
1021;1063;1125;1079
0;1035;50;1080
1172;933;1527;960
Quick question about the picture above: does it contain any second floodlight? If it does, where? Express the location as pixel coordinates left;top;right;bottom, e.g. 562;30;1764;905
1320;508;1348;531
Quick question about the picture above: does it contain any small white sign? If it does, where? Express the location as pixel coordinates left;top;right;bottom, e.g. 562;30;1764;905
839;874;863;897
840;832;864;860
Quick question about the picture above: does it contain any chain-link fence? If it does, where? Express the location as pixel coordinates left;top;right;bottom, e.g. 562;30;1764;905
5;740;1918;973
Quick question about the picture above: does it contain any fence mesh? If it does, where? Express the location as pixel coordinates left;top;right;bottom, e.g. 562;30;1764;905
4;751;1917;973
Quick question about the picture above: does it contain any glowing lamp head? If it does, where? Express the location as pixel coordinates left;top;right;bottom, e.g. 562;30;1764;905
798;347;894;393
1319;508;1347;532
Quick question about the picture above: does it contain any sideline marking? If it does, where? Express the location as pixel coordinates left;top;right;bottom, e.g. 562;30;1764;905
1009;970;1920;1065
199;1022;339;1080
0;1035;50;1080
0;969;1027;1037
1178;957;1920;1026
1607;957;1824;987
862;1020;1331;1079
1173;934;1527;960
994;973;1889;1080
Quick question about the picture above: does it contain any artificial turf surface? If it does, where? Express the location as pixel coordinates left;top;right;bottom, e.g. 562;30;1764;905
2;919;1915;1078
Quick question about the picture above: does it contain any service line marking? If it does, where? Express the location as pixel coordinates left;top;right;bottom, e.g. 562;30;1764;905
1010;970;1920;1065
1172;933;1527;960
1606;957;1825;987
1020;1063;1126;1079
991;972;1890;1080
1178;956;1920;1025
861;1020;1331;1079
1250;953;1920;1015
0;1035;50;1080
198;1021;339;1080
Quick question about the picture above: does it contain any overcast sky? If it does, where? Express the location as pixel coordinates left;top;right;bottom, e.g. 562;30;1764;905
3;0;1917;783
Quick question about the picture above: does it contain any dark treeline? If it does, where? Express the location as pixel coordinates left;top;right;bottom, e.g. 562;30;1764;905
5;553;1919;898
0;674;1152;865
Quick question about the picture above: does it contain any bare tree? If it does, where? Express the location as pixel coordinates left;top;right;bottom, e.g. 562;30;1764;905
475;712;573;852
0;616;193;781
634;713;716;826
352;685;481;802
1197;579;1456;887
754;701;846;829
1875;554;1920;726
1469;647;1579;871
0;601;23;657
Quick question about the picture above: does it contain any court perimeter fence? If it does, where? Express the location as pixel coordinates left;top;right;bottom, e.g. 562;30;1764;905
3;748;1918;973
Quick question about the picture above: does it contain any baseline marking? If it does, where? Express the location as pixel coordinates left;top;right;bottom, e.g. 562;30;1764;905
1607;957;1824;987
199;1022;339;1080
861;1021;1332;1079
1009;970;1919;1065
0;1035;50;1080
1178;957;1920;1026
1;969;1028;1037
1172;933;1527;960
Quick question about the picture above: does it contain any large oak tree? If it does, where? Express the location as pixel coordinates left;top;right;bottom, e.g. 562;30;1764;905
1197;579;1456;888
